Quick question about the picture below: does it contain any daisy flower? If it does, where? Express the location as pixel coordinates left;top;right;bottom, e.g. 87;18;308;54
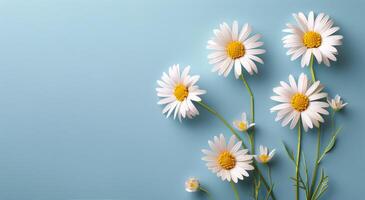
283;11;343;67
185;177;200;192
255;145;275;164
156;64;206;120
202;134;254;183
207;21;265;78
270;73;329;131
327;94;348;112
233;112;255;132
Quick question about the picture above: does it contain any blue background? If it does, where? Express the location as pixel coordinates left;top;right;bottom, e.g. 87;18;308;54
0;0;363;199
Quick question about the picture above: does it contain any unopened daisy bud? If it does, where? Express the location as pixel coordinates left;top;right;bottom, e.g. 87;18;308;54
327;95;347;112
255;145;275;164
233;112;255;132
185;177;200;192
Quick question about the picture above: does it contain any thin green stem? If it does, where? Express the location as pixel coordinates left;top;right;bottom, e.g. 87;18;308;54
197;101;276;200
331;110;336;132
309;54;316;82
199;187;215;200
230;182;241;200
268;164;273;186
296;121;302;200
197;101;244;144
240;74;255;123
240;73;257;198
309;127;321;198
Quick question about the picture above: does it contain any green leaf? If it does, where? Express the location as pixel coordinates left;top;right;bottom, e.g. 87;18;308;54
282;141;295;163
312;169;329;200
264;184;275;200
302;154;310;197
318;127;342;163
324;127;342;154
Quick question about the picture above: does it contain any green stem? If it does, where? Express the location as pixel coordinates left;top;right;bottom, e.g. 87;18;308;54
197;101;276;200
240;73;257;199
199;187;215;200
331;110;336;132
240;74;255;123
309;127;321;198
230;182;241;200
196;101;244;144
309;54;316;82
268;164;273;186
296;122;302;200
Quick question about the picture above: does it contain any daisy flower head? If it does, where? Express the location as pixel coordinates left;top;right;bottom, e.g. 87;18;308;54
202;134;254;183
255;145;276;164
207;21;265;78
283;11;343;67
327;94;347;112
185;177;200;192
270;73;330;131
233;112;255;132
156;64;206;121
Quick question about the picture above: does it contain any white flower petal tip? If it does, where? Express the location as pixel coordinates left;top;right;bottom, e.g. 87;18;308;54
207;21;265;78
270;73;329;131
327;94;347;112
202;134;254;183
255;145;276;164
233;112;255;132
185;177;200;192
283;11;342;67
156;65;206;121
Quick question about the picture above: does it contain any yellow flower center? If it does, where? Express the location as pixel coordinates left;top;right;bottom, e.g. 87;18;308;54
217;151;236;170
188;181;199;189
238;122;247;131
174;84;188;101
226;41;245;59
291;93;310;112
303;31;322;48
259;154;270;163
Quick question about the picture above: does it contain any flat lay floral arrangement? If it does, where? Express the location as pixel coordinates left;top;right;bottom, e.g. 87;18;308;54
156;11;347;200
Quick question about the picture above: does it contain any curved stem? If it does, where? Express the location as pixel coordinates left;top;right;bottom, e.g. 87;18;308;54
240;74;257;199
196;101;244;144
309;54;316;82
296;121;302;200
230;182;241;200
197;101;276;200
199;186;215;200
309;127;321;198
240;74;255;123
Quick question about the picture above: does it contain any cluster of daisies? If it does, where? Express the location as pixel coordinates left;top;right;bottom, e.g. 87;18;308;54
155;11;347;199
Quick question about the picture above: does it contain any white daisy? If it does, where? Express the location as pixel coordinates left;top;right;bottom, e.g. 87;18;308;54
255;145;275;164
270;73;330;131
156;64;206;120
207;21;265;78
327;94;347;112
283;11;343;67
185;177;200;192
233;112;255;132
202;134;254;183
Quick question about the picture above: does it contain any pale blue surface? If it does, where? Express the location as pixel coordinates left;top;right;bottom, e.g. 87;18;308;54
0;0;363;199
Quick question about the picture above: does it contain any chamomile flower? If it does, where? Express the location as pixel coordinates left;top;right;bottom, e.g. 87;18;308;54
185;177;200;192
207;21;265;78
202;134;254;183
233;112;255;132
270;73;329;131
255;145;275;164
156;64;206;120
283;11;343;67
327;94;347;112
